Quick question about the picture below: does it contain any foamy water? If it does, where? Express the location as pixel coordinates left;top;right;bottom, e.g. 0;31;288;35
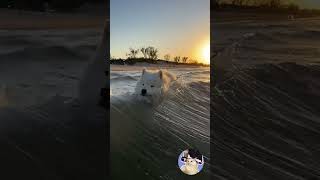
110;67;210;179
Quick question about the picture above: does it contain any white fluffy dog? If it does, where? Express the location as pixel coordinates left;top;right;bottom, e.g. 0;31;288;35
135;68;176;104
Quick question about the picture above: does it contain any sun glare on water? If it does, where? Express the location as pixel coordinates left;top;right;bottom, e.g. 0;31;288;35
202;44;210;64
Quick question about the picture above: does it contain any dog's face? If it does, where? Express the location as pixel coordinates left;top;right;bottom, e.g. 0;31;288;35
185;158;198;167
136;69;163;97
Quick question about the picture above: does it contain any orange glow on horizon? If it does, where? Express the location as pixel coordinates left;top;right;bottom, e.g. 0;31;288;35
202;43;210;64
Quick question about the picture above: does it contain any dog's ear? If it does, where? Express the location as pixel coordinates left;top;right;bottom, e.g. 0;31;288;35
159;70;163;79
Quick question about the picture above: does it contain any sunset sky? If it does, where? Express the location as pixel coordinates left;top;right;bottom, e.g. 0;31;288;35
110;0;210;64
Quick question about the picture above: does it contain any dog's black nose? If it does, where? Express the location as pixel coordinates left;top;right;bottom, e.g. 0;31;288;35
141;89;147;96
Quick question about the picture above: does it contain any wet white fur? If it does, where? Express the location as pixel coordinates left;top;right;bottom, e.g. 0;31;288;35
135;69;176;104
180;157;199;175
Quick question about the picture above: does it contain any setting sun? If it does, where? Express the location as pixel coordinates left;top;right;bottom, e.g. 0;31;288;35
202;44;210;64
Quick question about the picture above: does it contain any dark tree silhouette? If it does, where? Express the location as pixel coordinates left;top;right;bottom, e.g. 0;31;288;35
267;0;282;8
126;48;139;59
140;47;147;59
145;46;158;60
174;56;181;63
182;57;188;63
216;0;292;9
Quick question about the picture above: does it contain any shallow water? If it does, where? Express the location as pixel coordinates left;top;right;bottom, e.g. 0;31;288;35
213;16;320;66
212;14;320;179
0;29;101;108
110;67;210;179
0;25;108;179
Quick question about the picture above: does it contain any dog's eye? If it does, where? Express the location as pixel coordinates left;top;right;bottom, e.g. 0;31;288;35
151;85;154;88
142;84;144;86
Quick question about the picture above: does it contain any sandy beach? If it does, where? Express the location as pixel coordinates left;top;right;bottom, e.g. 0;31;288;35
111;63;209;71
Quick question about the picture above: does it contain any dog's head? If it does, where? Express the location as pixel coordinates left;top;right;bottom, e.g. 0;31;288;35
185;157;198;168
136;68;163;97
181;149;203;167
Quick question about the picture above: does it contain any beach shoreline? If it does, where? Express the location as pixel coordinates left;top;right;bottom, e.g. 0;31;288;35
111;63;209;71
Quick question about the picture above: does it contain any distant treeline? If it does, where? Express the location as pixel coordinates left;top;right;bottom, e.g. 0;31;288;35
110;46;209;67
0;0;103;11
110;58;209;67
212;0;301;12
